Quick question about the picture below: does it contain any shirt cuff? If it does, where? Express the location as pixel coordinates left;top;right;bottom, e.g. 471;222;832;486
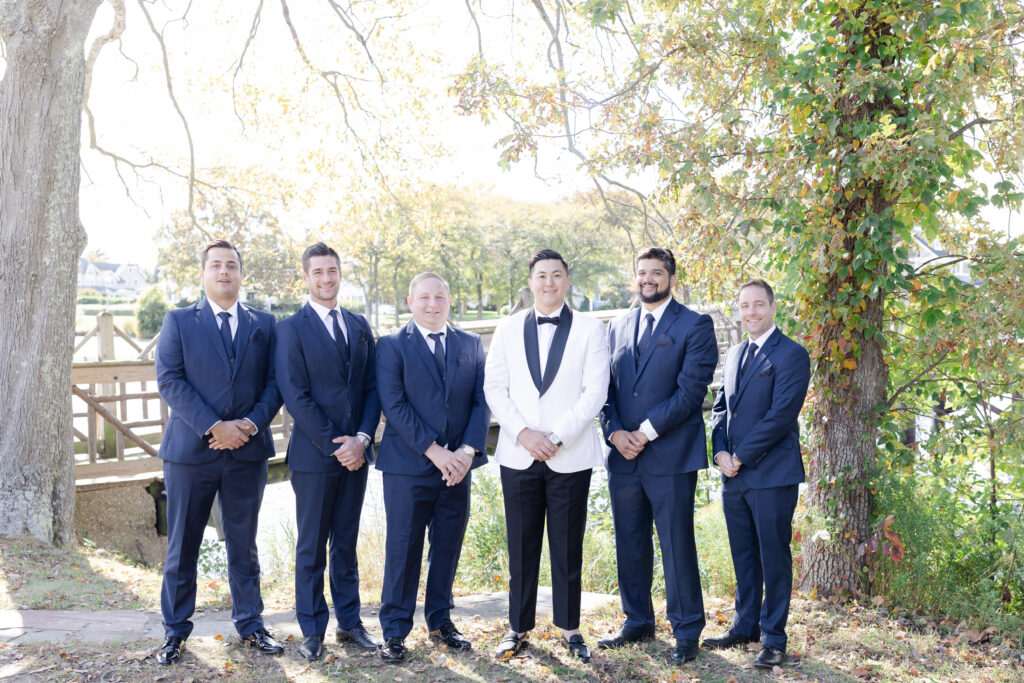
639;419;659;442
357;432;372;445
243;418;258;435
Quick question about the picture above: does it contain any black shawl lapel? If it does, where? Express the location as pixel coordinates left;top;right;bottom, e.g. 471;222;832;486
538;306;573;397
523;310;544;393
198;299;231;371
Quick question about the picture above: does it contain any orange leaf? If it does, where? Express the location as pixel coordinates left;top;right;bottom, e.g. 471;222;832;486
843;358;858;370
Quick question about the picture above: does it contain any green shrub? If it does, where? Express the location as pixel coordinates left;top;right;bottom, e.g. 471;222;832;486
136;287;168;338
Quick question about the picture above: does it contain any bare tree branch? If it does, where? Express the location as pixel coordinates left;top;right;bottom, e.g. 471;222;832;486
230;0;266;134
136;0;199;229
949;117;998;140
465;0;483;55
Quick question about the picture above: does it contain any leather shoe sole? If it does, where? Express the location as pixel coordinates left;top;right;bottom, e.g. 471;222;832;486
702;630;759;649
493;632;527;660
598;628;655;649
336;625;382;650
297;635;324;661
156;637;183;666
670;639;699;663
755;646;786;668
380;638;406;663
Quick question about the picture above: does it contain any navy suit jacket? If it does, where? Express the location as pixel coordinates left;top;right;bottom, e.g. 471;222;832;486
156;300;281;464
710;328;810;489
601;299;718;475
375;323;490;477
275;303;381;473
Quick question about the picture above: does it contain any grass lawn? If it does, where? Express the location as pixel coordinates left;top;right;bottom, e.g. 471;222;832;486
1;536;1022;681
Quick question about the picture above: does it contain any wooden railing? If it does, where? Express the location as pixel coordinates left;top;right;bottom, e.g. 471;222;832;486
72;307;740;491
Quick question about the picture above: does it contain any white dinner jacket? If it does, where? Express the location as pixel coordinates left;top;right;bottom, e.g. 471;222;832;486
484;308;610;473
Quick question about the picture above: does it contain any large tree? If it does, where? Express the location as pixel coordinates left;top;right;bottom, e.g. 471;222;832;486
453;0;1024;595
0;0;103;543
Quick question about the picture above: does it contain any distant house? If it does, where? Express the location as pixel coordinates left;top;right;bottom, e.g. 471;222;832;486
77;259;147;297
908;233;975;284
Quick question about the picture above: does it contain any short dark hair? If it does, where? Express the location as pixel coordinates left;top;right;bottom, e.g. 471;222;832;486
528;249;568;275
738;278;774;304
201;239;241;269
636;247;676;276
302;242;341;272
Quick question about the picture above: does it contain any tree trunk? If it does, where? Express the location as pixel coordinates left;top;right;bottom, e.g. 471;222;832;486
476;275;483;321
0;0;101;544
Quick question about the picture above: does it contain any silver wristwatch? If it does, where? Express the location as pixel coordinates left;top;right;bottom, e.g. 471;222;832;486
461;444;476;457
357;434;371;449
547;432;563;447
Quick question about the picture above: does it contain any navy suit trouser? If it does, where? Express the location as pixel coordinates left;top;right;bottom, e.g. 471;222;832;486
291;465;368;636
161;453;267;639
379;470;472;638
609;468;705;641
721;479;799;650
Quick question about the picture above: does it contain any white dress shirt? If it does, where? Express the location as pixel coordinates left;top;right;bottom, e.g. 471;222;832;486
308;299;349;343
635;297;672;442
535;304;564;373
415;322;448;354
205;299;256;435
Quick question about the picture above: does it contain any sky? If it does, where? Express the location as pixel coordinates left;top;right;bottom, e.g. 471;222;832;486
75;0;596;270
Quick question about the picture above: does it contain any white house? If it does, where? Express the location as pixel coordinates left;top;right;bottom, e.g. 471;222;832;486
77;259;147;297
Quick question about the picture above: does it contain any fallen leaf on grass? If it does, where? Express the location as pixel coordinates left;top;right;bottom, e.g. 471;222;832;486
213;633;224;641
773;665;785;674
123;650;150;662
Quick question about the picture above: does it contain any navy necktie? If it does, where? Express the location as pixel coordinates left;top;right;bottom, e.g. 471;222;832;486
637;313;655;357
217;312;235;367
429;332;446;379
329;310;350;365
740;342;758;378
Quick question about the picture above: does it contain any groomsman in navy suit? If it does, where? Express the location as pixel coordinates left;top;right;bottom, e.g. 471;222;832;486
374;272;490;663
704;279;810;669
275;242;382;661
155;240;284;665
599;247;718;664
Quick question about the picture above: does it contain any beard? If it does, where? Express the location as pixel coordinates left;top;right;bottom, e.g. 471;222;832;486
637;283;670;305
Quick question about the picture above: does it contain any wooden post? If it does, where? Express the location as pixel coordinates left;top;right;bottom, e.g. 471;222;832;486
97;311;116;458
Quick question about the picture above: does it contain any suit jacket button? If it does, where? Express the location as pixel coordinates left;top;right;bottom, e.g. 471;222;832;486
445;403;450;409
346;412;352;418
633;392;639;397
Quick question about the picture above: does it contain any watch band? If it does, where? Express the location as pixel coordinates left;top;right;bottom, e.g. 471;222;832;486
461;445;476;457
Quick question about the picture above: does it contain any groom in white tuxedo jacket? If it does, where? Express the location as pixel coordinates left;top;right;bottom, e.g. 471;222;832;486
484;249;610;664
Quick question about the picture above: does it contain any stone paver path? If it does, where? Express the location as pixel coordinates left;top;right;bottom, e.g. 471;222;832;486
0;589;616;644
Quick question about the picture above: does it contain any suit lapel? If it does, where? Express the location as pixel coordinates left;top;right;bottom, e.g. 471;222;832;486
198;299;231;371
727;340;747;412
340;308;364;384
444;328;460;401
407;321;445;394
523;310;544;393
634;300;679;383
539;306;573;397
733;330;780;406
301;304;349;384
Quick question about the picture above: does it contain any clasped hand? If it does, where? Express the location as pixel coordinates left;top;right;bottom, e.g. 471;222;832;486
332;435;366;471
610;429;649;460
208;419;254;450
518;428;559;461
425;443;472;486
714;450;742;477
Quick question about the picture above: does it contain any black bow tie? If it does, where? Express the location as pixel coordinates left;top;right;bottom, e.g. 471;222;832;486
538;316;560;325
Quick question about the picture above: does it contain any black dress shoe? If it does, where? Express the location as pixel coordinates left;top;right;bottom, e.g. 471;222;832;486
565;634;591;663
598;626;655;649
670;639;698;663
429;619;472;650
702;628;759;649
297;634;324;661
156;636;183;666
493;631;528;660
241;628;284;655
755;645;786;668
380;637;406;663
336;623;383;650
